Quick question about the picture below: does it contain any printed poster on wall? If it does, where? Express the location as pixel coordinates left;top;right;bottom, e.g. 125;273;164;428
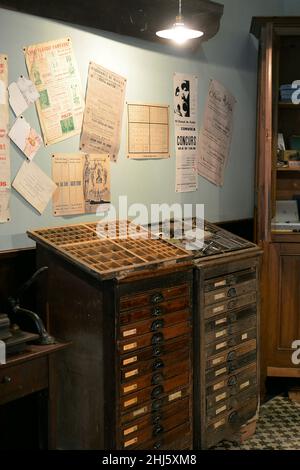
197;79;236;187
52;153;110;216
0;54;10;223
24;37;84;146
174;73;198;193
12;160;57;214
80;62;126;162
127;103;170;159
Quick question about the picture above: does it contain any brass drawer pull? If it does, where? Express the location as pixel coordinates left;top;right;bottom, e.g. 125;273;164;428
227;351;236;362
1;376;12;384
151;293;164;304
151;385;164;399
153;346;162;357
152;414;162;425
152;306;163;317
228;376;237;387
152;399;163;412
152;333;164;345
228;411;238;424
153;359;164;370
227;288;237;298
151;319;164;332
153;424;164;437
153;441;162;450
152;373;164;385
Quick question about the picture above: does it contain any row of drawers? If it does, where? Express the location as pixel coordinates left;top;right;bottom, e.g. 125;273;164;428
118;282;193;450
202;264;259;448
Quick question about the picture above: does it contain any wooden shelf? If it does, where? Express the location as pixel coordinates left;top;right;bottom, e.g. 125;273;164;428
278;102;300;109
277;166;300;171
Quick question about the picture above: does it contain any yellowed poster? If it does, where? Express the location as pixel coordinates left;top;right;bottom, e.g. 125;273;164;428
197;79;236;187
52;153;110;216
24;37;84;146
127;103;170;159
80;62;126;162
0;54;10;223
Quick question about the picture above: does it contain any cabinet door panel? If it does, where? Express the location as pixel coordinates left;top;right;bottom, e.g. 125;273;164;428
278;252;300;350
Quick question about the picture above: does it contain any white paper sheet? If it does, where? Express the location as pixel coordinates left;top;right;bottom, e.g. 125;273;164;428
0;54;10;223
8;76;39;116
24;37;84;146
12;160;57;214
80;63;126;162
9;116;42;160
197;79;236;187
174;73;198;193
52;153;110;216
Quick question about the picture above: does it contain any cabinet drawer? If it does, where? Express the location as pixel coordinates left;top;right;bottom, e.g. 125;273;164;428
206;387;257;422
205;307;256;344
120;360;189;396
120;372;190;413
120;296;190;325
205;328;256;358
120;335;189;371
204;267;256;293
0;357;48;405
205;304;256;331
120;284;190;311
120;310;190;340
120;396;189;437
120;387;190;425
119;322;191;354
205;280;257;306
204;292;257;320
121;400;190;449
206;363;257;406
205;341;257;384
121;343;190;382
205;397;257;448
136;421;192;450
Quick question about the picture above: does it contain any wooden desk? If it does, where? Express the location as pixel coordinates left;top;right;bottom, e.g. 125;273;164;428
0;342;69;449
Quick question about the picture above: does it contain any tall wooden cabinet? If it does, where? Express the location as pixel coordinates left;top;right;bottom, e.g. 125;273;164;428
251;18;300;382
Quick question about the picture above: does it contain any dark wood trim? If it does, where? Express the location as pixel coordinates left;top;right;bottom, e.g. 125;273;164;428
0;0;224;48
251;17;300;39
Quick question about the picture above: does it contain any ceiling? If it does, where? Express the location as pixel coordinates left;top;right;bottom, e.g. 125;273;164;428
0;0;224;48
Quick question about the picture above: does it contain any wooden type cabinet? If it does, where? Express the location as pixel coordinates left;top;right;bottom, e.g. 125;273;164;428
193;251;261;449
251;17;300;382
35;245;193;450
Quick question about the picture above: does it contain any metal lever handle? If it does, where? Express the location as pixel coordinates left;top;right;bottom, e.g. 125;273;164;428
151;293;164;304
151;386;164;399
151;319;164;332
153;359;164;370
152;333;164;346
153;425;164;437
152;373;164;385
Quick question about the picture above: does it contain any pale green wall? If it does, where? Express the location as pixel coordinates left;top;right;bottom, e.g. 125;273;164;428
282;0;300;14
0;1;286;250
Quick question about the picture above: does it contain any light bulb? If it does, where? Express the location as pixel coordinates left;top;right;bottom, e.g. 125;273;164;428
156;0;204;45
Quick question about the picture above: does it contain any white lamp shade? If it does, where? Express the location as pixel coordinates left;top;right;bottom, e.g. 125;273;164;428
156;22;204;44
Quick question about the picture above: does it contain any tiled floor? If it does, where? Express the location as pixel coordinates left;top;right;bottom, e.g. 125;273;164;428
215;395;300;450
